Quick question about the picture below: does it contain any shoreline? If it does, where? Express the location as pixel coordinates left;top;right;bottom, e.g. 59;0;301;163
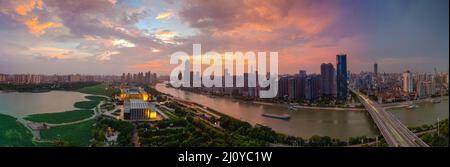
0;87;108;146
382;96;449;109
165;84;366;111
292;105;366;111
251;101;365;111
0;90;93;119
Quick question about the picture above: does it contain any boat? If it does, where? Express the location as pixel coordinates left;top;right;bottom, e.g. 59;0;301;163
432;99;441;103
407;104;419;109
261;113;291;120
288;104;296;112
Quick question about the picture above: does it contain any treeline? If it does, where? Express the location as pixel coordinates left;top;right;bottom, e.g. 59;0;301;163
418;119;449;147
0;82;101;92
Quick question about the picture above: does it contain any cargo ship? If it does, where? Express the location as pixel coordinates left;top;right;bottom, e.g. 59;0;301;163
261;113;291;120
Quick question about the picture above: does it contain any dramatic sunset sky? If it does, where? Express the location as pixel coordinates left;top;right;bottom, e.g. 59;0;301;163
0;0;448;75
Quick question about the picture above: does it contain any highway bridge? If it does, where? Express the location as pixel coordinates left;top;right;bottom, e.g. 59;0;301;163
350;88;429;147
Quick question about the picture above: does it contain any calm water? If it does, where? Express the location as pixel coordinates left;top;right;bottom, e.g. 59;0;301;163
388;99;449;127
155;83;449;139
0;91;88;118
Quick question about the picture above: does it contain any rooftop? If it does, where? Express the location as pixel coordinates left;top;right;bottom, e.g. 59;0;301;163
124;99;151;109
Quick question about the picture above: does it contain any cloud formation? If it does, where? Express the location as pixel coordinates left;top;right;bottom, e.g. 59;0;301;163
155;11;174;20
0;0;448;75
24;16;62;36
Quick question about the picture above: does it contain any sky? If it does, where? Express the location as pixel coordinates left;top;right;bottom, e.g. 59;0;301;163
0;0;448;75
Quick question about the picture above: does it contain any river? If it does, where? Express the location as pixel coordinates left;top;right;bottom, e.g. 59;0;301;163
155;83;449;139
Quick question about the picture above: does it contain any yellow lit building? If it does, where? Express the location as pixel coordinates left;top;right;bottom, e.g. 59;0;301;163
119;88;151;101
124;99;158;121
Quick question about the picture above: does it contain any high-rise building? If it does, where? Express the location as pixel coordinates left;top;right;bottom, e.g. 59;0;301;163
320;63;335;98
336;54;348;101
288;77;297;100
299;70;307;78
121;73;126;82
69;74;81;82
278;76;289;99
416;81;427;98
305;74;320;102
374;63;378;76
297;70;307;99
152;73;157;84
13;74;41;84
0;74;7;83
402;70;414;93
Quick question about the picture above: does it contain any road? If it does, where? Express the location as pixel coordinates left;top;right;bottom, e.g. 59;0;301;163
350;88;429;147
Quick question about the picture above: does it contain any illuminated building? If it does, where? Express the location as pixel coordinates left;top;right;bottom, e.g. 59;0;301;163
124;99;157;121
119;88;151;101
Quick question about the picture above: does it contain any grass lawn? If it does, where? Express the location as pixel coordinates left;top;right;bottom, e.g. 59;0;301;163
85;95;107;101
24;110;94;124
40;119;96;147
76;84;119;97
74;101;100;109
0;114;34;147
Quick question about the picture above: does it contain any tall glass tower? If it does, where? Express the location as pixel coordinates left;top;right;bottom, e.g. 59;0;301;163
336;54;348;101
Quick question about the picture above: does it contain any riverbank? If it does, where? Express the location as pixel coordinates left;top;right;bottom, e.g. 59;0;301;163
382;96;449;109
22;95;104;125
348;118;449;147
169;84;366;111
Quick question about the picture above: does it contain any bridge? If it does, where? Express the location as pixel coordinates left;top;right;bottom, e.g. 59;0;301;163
350;88;429;147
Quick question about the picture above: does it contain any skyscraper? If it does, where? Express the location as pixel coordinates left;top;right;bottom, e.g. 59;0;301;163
336;54;348;101
320;63;335;98
373;63;379;91
374;63;378;76
288;77;297;100
297;70;307;99
278;76;290;100
305;74;320;102
403;70;413;93
299;70;307;78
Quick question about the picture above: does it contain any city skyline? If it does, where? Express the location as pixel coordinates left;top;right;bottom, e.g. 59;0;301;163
0;0;449;75
1;0;449;151
1;62;449;76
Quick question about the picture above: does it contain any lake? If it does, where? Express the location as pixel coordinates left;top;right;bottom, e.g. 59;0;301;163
0;91;88;118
